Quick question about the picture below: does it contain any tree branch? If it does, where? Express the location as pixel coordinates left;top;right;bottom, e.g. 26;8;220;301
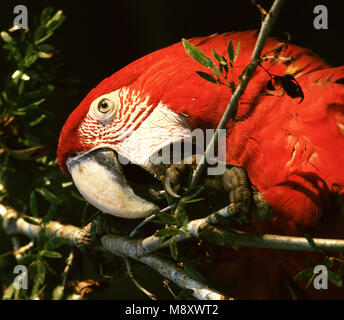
0;204;228;300
191;0;286;186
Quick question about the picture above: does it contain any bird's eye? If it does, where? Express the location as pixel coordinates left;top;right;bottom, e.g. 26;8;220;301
97;98;113;113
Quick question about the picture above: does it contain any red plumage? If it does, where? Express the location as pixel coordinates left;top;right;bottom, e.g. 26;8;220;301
58;31;344;299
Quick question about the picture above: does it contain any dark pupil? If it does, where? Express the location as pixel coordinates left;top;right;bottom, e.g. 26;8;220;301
100;101;108;109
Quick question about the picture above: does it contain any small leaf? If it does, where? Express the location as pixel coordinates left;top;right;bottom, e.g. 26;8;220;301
40;7;55;25
305;273;316;289
29;114;46;127
208;59;221;77
52;285;64;300
304;234;319;251
29;191;39;217
70;190;85;202
38;52;53;59
227;40;235;62
180;185;205;204
34;26;48;44
35;187;61;205
23;216;40;226
42;204;58;224
182;39;210;68
294;268;313;281
36;44;55;52
328;271;343;288
46;237;69;250
154;212;180;226
182;259;206;283
212;49;227;66
1;31;13;43
234;40;241;62
40;250;62;259
170;238;178;260
195;71;217;84
177;288;194;300
46;10;65;31
337;264;344;279
155;228;183;238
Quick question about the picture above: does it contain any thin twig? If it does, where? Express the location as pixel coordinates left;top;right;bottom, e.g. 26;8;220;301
62;249;74;290
124;257;157;300
191;0;286;186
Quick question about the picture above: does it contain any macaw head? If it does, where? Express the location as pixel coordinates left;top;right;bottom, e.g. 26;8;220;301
56;73;194;218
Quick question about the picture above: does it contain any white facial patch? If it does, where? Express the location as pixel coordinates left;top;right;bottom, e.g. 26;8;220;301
115;103;193;171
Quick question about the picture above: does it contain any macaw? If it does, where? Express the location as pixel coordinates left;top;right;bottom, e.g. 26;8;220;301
57;31;344;299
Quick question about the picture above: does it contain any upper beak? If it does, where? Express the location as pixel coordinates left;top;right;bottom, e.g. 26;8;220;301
67;148;159;218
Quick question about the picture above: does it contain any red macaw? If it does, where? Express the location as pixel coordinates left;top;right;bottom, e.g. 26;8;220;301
57;31;344;299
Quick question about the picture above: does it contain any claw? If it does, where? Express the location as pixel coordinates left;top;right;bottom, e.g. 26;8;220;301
164;175;181;198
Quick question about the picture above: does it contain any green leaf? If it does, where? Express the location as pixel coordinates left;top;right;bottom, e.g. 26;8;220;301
208;59;221;77
29;114;46;126
36;44;55;52
305;273;316;289
154;211;180;226
35;187;61;205
294;268;313;281
177;288;194;300
155;228;183;238
46;237;69;250
34;26;48;44
70;190;85;202
176;205;189;227
52;285;64;300
46;10;65;30
227;40;234;62
39;250;62;259
23;216;40;226
182;39;211;68
182;259;206;283
328;271;343;287
234;40;241;62
46;16;66;34
40;7;55;25
212;49;223;64
24;44;38;67
304;234;319;251
170;238;178;260
42;204;58;224
195;71;217;84
29;191;39;217
180;186;204;204
29;260;46;299
338;264;344;279
14;98;46;116
2;283;16;300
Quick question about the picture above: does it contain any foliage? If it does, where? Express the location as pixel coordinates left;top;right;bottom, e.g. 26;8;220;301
0;7;101;300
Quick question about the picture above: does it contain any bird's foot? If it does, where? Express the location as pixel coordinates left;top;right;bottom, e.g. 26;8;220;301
164;160;271;224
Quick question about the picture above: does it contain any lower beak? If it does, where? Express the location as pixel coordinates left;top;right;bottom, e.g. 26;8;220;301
67;148;159;218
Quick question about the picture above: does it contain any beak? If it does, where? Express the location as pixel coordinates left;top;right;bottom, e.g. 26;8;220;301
67;148;159;218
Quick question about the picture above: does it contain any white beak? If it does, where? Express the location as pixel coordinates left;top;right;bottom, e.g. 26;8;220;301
67;148;159;218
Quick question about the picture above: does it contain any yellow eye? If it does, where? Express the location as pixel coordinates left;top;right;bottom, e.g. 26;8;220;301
97;98;113;113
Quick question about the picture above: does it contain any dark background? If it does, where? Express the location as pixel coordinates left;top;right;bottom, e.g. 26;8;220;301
0;0;343;134
0;0;343;299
